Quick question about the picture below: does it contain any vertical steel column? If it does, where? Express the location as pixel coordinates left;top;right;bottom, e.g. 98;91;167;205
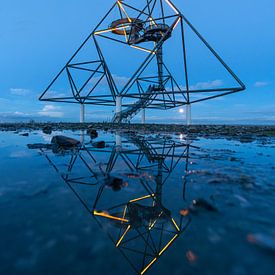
156;46;164;89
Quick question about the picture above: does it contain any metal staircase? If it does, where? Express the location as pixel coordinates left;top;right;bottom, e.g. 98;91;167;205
112;85;157;123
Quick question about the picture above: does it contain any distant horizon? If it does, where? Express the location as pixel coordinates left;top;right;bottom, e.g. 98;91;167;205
0;117;274;126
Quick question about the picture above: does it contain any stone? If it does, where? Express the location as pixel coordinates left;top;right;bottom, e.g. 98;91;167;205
42;126;52;135
87;128;98;139
51;135;80;148
106;176;125;191
27;143;52;150
92;141;105;148
191;199;218;212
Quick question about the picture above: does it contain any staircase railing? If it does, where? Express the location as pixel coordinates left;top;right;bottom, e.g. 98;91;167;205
112;85;156;123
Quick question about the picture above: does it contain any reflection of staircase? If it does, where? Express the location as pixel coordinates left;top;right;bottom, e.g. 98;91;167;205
122;133;163;163
128;135;157;162
112;85;156;123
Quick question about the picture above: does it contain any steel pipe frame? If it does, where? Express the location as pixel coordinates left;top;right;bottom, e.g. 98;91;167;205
39;0;245;117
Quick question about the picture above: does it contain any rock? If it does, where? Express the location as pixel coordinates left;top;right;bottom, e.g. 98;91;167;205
191;199;218;212
208;178;222;184
92;141;105;148
180;209;189;216
42;126;52;135
51;135;80;148
239;135;253;143
20;133;29;137
230;157;238;162
186;250;198;263
106;176;125;191
87;128;98;139
247;233;275;253
27;143;52;150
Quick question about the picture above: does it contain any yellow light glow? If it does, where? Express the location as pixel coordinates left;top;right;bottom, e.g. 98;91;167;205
94;26;129;35
121;205;127;224
129;194;154;203
130;45;156;55
165;0;180;15
117;1;132;22
149;17;158;27
141;257;157;275
158;234;179;256
116;225;131;247
171;218;180;232
149;211;163;230
122;27;128;42
93;210;129;223
173;17;181;30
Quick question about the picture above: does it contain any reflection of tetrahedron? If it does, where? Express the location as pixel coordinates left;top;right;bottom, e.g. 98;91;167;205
40;0;245;123
93;189;188;275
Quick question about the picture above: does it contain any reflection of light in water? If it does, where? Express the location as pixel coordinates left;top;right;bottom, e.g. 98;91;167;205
180;134;184;140
10;151;31;158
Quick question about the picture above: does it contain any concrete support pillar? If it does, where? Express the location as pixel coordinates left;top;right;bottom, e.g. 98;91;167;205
80;104;85;123
116;96;122;114
141;108;145;124
186;104;191;126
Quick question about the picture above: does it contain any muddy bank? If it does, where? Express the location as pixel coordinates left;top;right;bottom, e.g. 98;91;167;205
0;122;275;140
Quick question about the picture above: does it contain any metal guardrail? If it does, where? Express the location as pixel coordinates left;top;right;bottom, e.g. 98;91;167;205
112;85;156;123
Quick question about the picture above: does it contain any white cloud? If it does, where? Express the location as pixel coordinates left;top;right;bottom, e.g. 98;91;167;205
254;81;269;88
190;80;223;90
44;90;66;98
0;111;31;118
112;75;130;87
38;105;64;118
10;88;31;96
89;74;130;89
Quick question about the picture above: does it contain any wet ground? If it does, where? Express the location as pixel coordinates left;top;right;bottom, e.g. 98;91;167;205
0;127;274;275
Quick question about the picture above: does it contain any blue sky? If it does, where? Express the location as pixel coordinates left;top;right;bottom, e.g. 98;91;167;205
0;0;274;124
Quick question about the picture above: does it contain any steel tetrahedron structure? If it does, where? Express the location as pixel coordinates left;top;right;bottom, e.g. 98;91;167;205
39;0;245;123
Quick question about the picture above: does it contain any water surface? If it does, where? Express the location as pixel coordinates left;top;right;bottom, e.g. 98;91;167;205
0;130;274;275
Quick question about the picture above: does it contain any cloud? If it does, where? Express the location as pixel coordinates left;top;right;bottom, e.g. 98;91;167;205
43;90;66;99
254;81;269;88
0;111;32;118
89;74;130;89
190;80;223;90
38;105;64;118
0;98;10;104
10;88;31;96
112;75;130;87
